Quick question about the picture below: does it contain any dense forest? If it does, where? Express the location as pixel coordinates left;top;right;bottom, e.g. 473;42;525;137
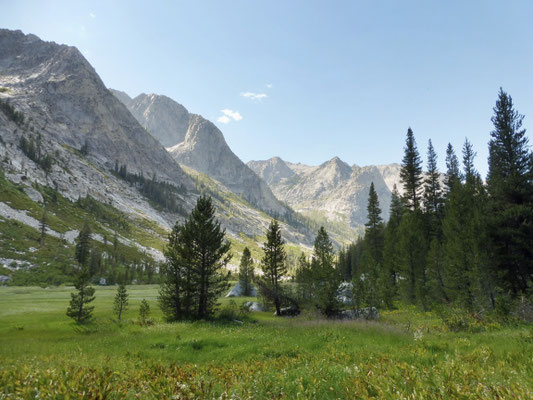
334;89;532;319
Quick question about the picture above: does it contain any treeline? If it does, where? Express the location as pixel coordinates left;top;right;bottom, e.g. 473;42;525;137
337;89;532;315
113;162;187;215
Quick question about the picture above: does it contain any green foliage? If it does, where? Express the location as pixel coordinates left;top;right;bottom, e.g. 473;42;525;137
400;127;423;211
113;284;129;321
75;221;92;267
113;162;187;215
159;196;231;320
238;247;254;297
1;286;533;399
138;299;152;326
486;88;533;294
297;227;341;316
66;267;95;324
257;220;287;316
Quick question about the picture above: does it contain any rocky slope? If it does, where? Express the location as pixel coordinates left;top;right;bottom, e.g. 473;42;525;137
0;29;192;187
248;156;402;228
0;29;314;280
112;90;291;217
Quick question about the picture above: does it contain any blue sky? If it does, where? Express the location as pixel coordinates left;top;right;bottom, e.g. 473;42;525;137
2;1;532;176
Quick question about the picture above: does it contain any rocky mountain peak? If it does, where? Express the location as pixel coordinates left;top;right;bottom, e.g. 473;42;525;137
246;157;295;186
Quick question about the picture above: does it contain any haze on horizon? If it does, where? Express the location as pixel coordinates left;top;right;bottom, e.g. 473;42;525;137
2;0;532;176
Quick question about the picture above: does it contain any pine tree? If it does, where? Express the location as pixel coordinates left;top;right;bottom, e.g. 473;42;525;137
309;227;341;316
381;185;403;308
159;196;231;320
365;182;384;263
295;252;312;304
39;207;47;248
75;222;92;267
138;299;151;325
423;139;444;237
486;88;533;294
238;247;254;296
442;141;492;310
113;284;128;321
444;143;461;193
397;211;428;308
66;267;95;324
258;220;287;316
400;128;423;211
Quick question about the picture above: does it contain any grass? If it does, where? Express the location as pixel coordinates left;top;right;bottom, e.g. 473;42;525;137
0;285;532;399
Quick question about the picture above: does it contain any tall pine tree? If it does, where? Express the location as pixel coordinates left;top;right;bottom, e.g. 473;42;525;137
258;220;287;316
486;88;533;294
400;128;424;211
159;196;231;320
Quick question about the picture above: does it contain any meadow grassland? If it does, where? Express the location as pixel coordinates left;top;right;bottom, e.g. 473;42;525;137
0;285;532;399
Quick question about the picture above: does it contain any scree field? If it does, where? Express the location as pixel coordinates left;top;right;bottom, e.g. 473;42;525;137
0;285;532;399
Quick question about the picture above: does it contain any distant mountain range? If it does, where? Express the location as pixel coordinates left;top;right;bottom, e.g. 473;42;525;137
248;157;401;229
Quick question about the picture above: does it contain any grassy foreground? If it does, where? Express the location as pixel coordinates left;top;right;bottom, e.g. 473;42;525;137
0;286;532;399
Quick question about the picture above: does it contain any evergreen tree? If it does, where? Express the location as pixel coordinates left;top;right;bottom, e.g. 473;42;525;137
258;220;287;316
39;207;47;248
442;141;492;310
138;299;151;325
400;128;423;211
486;88;533;294
364;182;384;263
75;222;92;267
113;284;128;321
159;196;231;320
397;211;428;308
66;267;95;324
444;143;461;193
238;247;254;296
423;139;444;237
295;252;312;304
381;185;403;308
308;227;341;316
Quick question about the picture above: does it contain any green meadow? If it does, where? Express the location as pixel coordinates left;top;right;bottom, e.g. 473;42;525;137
0;285;532;399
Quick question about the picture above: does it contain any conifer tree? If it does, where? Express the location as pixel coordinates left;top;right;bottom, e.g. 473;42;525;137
364;183;384;263
308;227;341;316
159;196;231;320
381;185;403;308
442;140;492;310
238;247;254;296
486;88;533;293
66;267;95;324
113;284;128;321
400;128;423;211
75;221;92;267
423;139;444;237
258;220;287;316
138;299;150;325
39;207;47;248
444;143;461;193
295;252;312;304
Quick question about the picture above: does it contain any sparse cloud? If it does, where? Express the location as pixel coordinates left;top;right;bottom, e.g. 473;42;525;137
217;115;231;124
217;109;242;124
89;12;96;19
241;92;268;101
266;83;273;89
221;109;243;121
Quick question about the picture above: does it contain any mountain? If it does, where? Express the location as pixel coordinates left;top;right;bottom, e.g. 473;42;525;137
248;156;402;228
112;90;290;217
109;91;191;147
0;30;191;187
0;30;314;286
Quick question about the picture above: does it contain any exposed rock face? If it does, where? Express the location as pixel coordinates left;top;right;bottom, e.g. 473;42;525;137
111;90;191;147
113;90;291;217
0;29;192;187
247;157;295;186
248;156;402;227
